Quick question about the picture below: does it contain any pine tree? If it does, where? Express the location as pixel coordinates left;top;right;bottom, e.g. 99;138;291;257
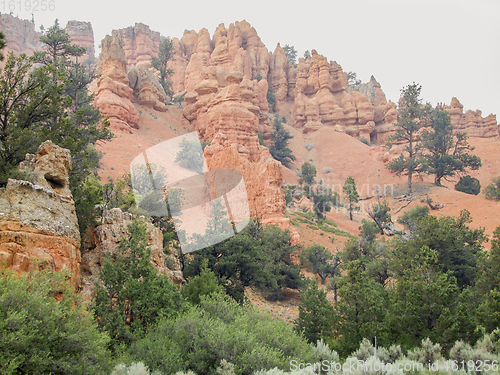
343;176;359;220
151;37;175;98
269;116;295;167
94;221;185;348
386;83;432;194
295;281;335;344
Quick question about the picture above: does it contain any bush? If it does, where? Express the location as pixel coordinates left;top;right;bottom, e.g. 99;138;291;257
127;293;315;375
485;176;500;201
407;338;442;365
111;362;161;375
0;269;112;374
455;176;481;195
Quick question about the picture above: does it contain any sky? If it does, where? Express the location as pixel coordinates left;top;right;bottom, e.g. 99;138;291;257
10;0;500;117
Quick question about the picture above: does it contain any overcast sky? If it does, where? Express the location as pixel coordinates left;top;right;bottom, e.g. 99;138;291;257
12;0;500;117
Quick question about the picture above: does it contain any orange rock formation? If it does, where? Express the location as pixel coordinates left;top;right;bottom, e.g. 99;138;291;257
442;97;499;138
94;34;139;133
0;141;81;286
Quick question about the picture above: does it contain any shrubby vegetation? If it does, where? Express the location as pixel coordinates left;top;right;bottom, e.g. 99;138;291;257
485;176;500;201
455;175;481;195
0;269;112;374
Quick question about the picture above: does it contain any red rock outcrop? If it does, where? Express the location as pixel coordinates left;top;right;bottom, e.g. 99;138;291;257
442;97;499;138
128;64;168;111
65;20;95;65
291;51;397;140
112;23;161;68
94;34;139;133
80;208;184;298
0;13;42;57
182;68;296;239
0;141;81;286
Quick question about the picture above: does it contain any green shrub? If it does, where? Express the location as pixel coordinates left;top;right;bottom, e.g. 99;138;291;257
127;293;315;375
485;176;500;201
455;176;481;195
0;269;112;374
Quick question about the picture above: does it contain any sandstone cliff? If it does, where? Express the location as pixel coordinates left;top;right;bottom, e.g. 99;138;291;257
80;208;184;297
0;141;81;286
291;51;398;141
94;34;140;133
0;13;42;56
112;23;161;68
442;97;499;138
65;20;96;65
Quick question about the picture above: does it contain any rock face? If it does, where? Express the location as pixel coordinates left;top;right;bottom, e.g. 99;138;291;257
441;97;499;138
128;64;168;111
80;208;184;297
112;23;161;68
65;20;96;65
292;51;397;141
94;34;139;133
0;141;81;286
0;13;42;57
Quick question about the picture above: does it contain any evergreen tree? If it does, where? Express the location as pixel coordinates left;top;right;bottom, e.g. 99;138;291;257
420;108;481;186
35;19;86;69
183;221;303;302
455;176;481;195
0;31;6;60
301;245;341;285
366;200;392;235
299;162;316;185
283;44;297;67
343;176;359;220
94;221;185;348
295;281;335;344
151;37;175;98
0;53;69;186
181;260;225;305
332;260;390;358
269;116;295;167
33;20;113;239
477;226;500;332
386;83;432;194
308;182;339;221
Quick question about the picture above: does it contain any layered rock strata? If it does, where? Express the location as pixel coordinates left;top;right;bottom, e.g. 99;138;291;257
65;20;96;65
94;34;139;132
292;51;397;140
442;97;499;138
0;141;81;286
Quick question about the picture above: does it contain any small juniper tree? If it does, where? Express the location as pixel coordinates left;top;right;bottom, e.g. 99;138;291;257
343;176;359;220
